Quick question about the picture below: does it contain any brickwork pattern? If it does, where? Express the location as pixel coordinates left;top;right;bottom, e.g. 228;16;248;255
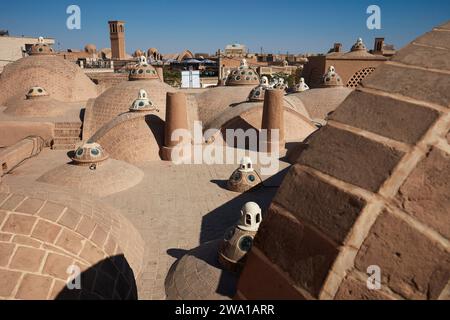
237;22;450;300
0;56;98;106
0;190;144;299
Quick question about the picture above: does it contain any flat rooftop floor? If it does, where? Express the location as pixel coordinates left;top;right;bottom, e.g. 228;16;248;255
2;147;290;299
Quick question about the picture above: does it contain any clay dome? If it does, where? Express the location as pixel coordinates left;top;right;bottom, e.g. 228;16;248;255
321;66;344;87
165;240;237;300
0;187;144;300
29;37;55;56
3;86;66;117
83;76;175;138
226;59;260;86
129;56;159;81
227;157;262;193
247;76;270;102
351;37;367;52
37;144;144;197
72;142;109;165
84;44;97;54
0;55;98;106
99;48;112;59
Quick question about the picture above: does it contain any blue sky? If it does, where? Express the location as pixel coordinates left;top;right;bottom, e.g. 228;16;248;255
1;0;449;54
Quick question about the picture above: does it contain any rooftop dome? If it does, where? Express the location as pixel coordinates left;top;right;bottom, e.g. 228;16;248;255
351;37;367;52
37;143;144;197
0;187;144;300
133;49;145;57
247;76;270;102
227;157;262;193
84;44;97;54
226;59;260;86
321;66;344;87
29;36;55;56
129;56;159;81
165;240;238;300
129;89;158;112
82;77;175;139
3;86;66;117
0;55;98;106
71;142;109;165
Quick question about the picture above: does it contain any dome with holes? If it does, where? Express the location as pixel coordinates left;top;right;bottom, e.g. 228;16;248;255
293;77;310;93
321;66;343;87
72;142;109;165
227;157;262;193
29;37;55;56
226;59;260;86
351;37;368;52
84;44;97;54
248;76;270;101
129;56;159;81
129;89;157;112
26;86;49;99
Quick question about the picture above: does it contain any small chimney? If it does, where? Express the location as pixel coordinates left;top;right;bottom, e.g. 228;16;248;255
374;37;385;54
333;43;342;53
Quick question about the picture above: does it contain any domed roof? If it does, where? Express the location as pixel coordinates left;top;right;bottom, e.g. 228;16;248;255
129;89;158;112
29;37;55;56
129;56;159;81
227;157;262;193
0;187;144;300
3;86;66;117
247;76;270;101
165;240;238;300
321;66;344;87
226;59;260;86
0;55;98;106
84;44;97;54
37;146;144;197
148;48;158;54
351;37;367;52
72;142;109;164
133;49;144;57
83;77;175;138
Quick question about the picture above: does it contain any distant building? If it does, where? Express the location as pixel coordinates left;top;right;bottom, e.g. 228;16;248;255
225;43;247;58
0;33;54;72
108;20;126;60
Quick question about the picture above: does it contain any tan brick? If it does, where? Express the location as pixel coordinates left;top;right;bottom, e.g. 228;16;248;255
104;235;117;256
335;277;395;300
75;216;95;238
330;91;440;144
15;198;45;215
80;242;105;264
355;210;450;299
362;64;450;107
298;126;405;192
392;43;450;72
57;209;81;229
38;201;66;221
15;274;53;300
32;220;61;243
414;30;450;50
254;204;339;297
0;242;15;267
0;233;12;242
1;214;37;235
12;235;41;248
49;279;67;300
0;210;6;225
274;165;366;244
0;269;21;298
0;194;25;211
395;148;450;239
90;225;107;247
43;253;73;279
55;229;84;254
237;249;307;300
10;246;45;272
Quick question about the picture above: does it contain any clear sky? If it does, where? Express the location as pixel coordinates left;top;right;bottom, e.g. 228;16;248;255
1;0;449;55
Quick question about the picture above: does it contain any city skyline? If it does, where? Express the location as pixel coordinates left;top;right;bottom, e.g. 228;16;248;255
1;0;449;54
